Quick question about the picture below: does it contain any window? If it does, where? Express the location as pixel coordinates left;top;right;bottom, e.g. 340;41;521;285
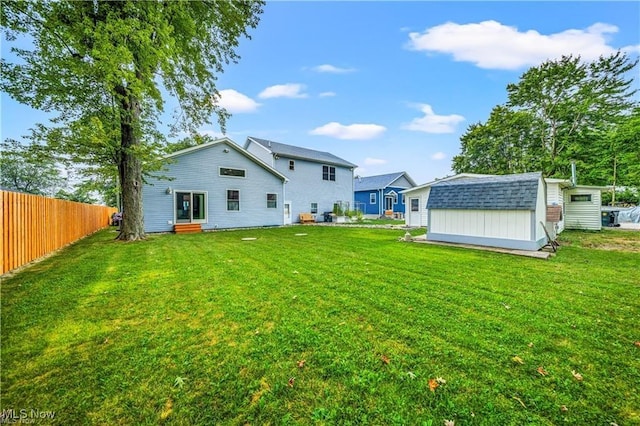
289;160;295;171
411;198;419;212
220;167;246;178
267;193;277;208
175;191;207;223
402;195;406;205
227;190;240;211
322;165;336;181
310;203;318;214
571;194;592;202
370;193;376;204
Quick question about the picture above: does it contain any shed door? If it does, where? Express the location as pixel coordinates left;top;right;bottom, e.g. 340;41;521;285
408;197;421;226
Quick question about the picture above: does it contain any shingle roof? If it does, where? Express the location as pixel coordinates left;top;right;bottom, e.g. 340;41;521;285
247;137;357;168
354;172;415;191
426;172;542;211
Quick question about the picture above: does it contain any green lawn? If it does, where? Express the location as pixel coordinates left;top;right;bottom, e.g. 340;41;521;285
1;227;639;425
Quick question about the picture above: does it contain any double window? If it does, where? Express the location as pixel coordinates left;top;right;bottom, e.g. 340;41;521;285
310;203;318;214
176;191;207;223
322;165;336;181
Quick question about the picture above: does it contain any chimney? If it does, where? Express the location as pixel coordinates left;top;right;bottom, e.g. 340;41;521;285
570;161;577;187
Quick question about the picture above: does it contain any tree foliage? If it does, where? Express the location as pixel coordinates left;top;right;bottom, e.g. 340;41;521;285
452;53;639;187
0;139;64;196
1;0;264;240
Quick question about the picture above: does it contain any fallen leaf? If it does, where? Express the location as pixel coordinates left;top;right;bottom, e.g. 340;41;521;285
380;355;390;365
436;377;447;385
407;371;416;380
634;341;640;348
160;398;173;420
571;370;583;381
428;378;439;392
102;337;109;345
560;405;568;412
287;377;295;388
528;342;534;348
536;366;548;376
512;356;524;364
444;420;455;426
173;376;187;388
297;359;306;369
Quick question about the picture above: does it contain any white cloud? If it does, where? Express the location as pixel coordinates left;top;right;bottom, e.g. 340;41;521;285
213;89;260;113
364;157;388;166
431;152;447;161
319;91;337;98
309;122;387;140
403;104;465;134
312;64;356;73
258;83;308;99
407;20;622;70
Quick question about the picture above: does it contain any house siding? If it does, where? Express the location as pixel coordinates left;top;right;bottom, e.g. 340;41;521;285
143;142;285;232
274;156;353;222
564;188;602;230
355;186;408;216
545;181;566;233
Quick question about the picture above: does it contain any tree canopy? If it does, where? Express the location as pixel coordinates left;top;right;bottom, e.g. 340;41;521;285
452;52;639;188
1;0;264;240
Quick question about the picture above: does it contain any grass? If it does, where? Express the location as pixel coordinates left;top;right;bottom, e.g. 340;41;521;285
1;226;639;425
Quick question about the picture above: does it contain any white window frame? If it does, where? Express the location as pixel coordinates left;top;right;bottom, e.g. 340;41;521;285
310;202;318;214
219;167;247;178
226;189;240;211
370;193;376;204
267;193;277;209
322;165;336;181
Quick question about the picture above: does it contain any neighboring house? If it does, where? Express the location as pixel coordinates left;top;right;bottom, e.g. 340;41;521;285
354;171;416;218
244;136;357;223
426;172;548;251
545;178;605;232
401;173;490;227
142;137;288;233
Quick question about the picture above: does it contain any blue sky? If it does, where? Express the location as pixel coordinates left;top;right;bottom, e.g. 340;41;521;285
2;1;639;184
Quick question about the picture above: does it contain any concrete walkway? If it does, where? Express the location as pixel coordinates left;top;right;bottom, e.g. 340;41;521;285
408;235;553;259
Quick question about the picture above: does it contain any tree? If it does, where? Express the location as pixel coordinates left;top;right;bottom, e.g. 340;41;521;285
0;139;64;196
1;1;264;240
453;53;638;184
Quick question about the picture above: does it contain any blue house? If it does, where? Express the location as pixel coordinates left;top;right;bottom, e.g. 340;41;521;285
354;172;416;218
244;137;357;223
142;137;288;233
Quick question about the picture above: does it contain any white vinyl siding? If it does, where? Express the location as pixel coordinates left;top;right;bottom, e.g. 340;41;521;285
564;189;601;230
430;209;532;241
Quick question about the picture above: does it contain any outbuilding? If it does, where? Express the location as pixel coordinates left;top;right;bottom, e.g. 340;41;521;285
545;178;604;232
426;172;548;251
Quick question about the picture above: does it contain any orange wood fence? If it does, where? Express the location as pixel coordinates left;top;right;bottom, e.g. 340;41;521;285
1;191;118;275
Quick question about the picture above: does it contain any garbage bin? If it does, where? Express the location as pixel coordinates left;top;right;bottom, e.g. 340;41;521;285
601;211;610;227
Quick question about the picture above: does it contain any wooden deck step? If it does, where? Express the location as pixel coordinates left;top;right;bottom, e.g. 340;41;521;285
173;223;202;234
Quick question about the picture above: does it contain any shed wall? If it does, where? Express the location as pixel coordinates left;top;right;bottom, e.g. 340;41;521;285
563;188;602;230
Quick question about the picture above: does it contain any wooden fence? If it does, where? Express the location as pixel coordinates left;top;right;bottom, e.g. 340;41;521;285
1;191;118;275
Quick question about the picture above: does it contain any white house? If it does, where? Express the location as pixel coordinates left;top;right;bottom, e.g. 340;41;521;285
545;178;605;232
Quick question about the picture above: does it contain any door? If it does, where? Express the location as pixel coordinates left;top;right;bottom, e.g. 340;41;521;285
175;191;206;223
385;196;394;211
284;201;292;225
409;197;421;226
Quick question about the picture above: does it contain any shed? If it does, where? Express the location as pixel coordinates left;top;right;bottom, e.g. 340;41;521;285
426;172;548;251
545;178;605;232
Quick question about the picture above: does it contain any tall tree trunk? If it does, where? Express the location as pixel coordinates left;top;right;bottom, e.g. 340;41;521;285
117;87;146;241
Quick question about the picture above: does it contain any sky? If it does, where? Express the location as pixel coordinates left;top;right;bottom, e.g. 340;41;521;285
1;1;639;185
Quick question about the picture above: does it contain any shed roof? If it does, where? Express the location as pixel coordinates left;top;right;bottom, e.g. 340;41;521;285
427;172;542;211
354;171;416;191
246;137;357;168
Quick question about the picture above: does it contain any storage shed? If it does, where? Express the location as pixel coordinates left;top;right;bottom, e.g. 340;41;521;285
545;178;605;232
426;172;548;251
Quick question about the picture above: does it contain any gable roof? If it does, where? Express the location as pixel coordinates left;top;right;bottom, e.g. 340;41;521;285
427;172;542;211
165;137;288;182
246;136;357;168
354;172;416;192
